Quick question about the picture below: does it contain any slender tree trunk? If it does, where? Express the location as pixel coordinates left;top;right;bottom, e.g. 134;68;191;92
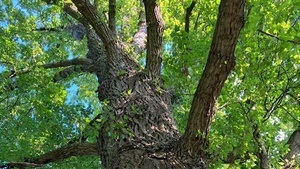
179;0;245;158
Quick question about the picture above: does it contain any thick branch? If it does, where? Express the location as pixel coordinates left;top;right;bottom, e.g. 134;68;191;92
42;58;93;69
52;66;87;82
143;0;164;77
42;58;96;82
34;26;64;32
64;3;88;25
5;143;99;169
185;1;196;33
180;0;245;157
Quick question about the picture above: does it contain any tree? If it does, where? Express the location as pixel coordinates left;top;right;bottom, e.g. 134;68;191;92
0;0;299;168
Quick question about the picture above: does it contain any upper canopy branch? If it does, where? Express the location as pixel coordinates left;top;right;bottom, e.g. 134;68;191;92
143;0;164;78
71;0;116;46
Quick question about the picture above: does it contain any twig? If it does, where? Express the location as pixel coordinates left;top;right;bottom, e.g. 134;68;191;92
257;29;300;45
282;107;300;123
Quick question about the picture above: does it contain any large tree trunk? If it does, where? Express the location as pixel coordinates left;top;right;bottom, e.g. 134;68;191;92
71;0;192;168
84;0;244;168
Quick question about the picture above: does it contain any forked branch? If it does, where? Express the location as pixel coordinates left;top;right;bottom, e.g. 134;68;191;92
71;0;139;71
185;1;196;33
41;58;95;82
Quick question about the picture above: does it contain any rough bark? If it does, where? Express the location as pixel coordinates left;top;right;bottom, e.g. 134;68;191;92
179;0;245;157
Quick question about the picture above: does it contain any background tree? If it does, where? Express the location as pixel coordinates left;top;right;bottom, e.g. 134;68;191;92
0;0;299;168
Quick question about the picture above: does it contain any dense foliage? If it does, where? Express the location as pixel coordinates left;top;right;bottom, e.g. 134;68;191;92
0;0;299;168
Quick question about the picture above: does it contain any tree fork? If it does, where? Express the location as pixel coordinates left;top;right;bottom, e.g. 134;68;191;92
72;0;139;74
